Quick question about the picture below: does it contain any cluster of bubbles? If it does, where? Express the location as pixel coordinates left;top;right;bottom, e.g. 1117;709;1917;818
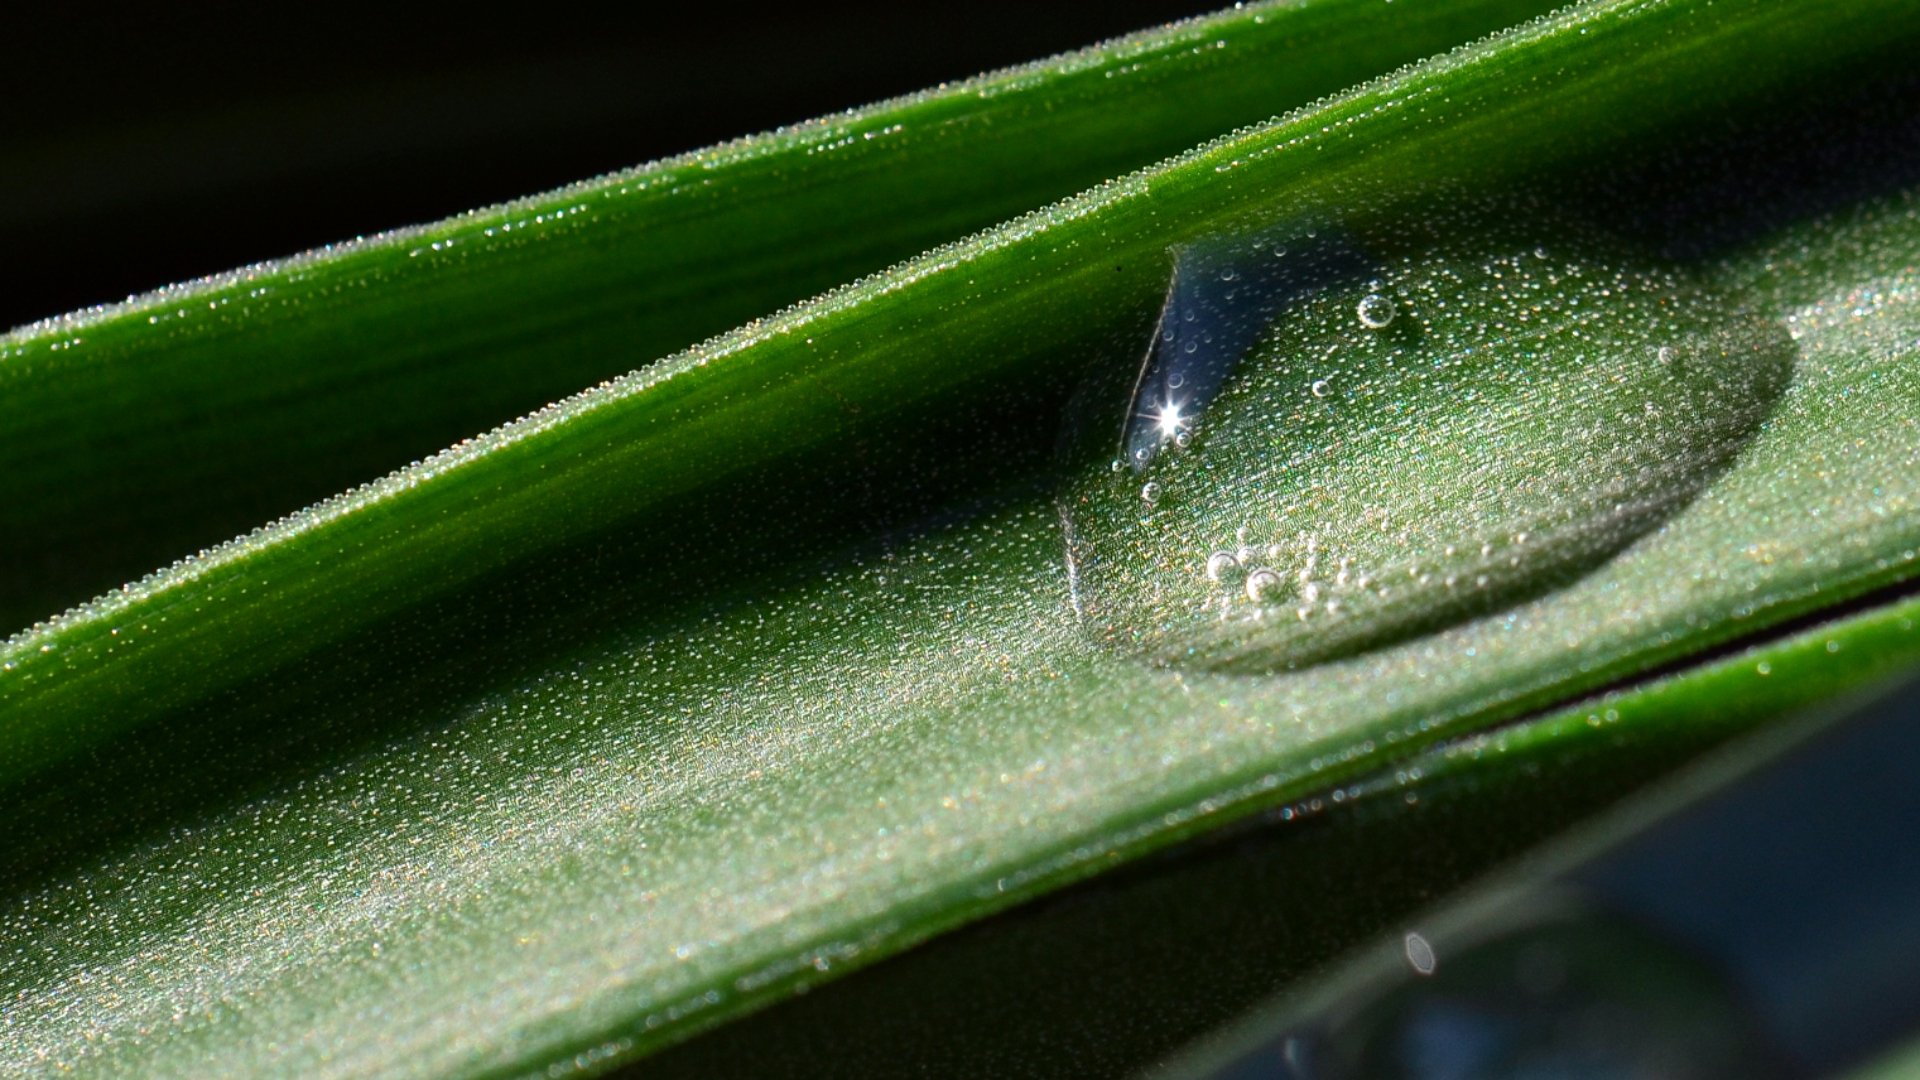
1204;530;1339;617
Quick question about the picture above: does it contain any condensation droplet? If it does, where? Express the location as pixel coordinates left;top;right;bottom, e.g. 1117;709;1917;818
1245;567;1284;602
1357;292;1396;329
1404;931;1437;975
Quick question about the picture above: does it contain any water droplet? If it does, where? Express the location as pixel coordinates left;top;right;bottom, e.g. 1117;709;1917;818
1357;292;1396;328
1061;210;1792;672
1404;931;1437;976
1206;551;1241;581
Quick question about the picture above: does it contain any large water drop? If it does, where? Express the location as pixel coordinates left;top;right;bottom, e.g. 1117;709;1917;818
1061;213;1793;673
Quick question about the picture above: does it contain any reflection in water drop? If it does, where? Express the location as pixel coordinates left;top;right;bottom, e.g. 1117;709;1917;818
1061;210;1793;673
1121;227;1373;474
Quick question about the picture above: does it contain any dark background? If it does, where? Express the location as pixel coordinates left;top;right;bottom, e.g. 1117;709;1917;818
3;2;1214;331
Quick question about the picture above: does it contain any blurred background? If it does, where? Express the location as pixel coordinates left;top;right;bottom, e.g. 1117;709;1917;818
2;1;1213;330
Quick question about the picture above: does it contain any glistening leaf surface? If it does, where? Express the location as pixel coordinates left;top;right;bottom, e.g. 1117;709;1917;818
4;0;1920;1077
0;0;1564;629
644;585;1920;1080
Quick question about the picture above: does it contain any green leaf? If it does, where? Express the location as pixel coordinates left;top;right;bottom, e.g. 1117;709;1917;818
5;0;1920;1077
0;0;1563;630
643;589;1920;1078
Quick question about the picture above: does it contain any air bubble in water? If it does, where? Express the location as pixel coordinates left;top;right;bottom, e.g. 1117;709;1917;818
1059;208;1792;673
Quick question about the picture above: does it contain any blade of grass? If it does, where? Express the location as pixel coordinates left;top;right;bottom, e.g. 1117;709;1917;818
0;0;1565;629
641;585;1920;1079
5;1;1920;1077
4;0;1907;794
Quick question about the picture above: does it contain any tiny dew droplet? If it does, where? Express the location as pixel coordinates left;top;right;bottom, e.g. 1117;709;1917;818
1356;292;1396;329
1061;207;1791;673
1404;931;1437;976
1245;567;1284;602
